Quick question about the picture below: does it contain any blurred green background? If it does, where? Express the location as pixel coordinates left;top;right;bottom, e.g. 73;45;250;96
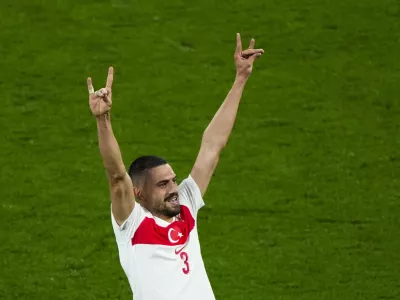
0;0;399;299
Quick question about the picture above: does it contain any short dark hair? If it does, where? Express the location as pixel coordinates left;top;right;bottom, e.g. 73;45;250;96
128;155;168;186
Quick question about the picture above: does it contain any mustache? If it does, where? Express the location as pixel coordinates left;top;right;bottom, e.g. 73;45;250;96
164;193;178;201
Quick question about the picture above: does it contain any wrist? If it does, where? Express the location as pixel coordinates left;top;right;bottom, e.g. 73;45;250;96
234;74;248;86
96;112;111;122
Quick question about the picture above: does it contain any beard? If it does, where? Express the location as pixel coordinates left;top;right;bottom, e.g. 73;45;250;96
161;205;181;218
158;192;181;218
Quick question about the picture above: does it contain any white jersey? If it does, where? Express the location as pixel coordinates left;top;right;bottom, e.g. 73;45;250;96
111;175;216;300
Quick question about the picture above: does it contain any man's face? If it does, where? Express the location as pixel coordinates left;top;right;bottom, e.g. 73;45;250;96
142;164;180;220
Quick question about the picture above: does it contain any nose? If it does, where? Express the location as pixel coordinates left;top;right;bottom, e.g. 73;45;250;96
167;188;178;196
167;182;178;196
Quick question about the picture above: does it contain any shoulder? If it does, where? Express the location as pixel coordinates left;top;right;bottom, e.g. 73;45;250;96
111;202;151;244
178;175;201;194
178;175;205;217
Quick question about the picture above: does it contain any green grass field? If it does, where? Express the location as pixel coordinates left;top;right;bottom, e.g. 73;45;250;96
1;0;399;299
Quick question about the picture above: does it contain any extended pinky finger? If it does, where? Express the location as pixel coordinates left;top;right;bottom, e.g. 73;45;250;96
87;78;95;94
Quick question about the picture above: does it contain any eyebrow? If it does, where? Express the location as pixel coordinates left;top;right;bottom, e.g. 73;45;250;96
156;176;177;186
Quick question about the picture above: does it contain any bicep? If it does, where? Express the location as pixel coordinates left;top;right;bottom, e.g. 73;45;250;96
190;145;220;197
109;172;135;226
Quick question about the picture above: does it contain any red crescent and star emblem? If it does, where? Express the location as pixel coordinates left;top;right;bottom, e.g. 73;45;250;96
168;226;184;243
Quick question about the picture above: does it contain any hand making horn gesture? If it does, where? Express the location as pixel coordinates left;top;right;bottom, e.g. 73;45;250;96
87;67;114;117
234;33;264;79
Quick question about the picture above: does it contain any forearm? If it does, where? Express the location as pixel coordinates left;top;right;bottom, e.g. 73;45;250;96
202;76;247;150
96;113;126;180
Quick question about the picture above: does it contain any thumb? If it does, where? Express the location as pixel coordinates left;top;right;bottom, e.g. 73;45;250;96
249;52;262;63
104;95;112;105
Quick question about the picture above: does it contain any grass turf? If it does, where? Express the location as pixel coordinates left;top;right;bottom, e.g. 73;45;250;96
0;0;399;299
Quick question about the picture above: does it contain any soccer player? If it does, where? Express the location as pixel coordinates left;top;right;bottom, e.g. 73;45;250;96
87;33;263;300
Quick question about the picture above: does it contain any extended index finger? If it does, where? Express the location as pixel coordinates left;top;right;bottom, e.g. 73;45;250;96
106;66;114;89
235;33;242;54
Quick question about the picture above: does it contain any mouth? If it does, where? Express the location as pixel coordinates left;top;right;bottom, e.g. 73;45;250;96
165;195;179;206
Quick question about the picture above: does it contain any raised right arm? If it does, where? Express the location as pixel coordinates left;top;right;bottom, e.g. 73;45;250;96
97;113;135;225
88;67;135;225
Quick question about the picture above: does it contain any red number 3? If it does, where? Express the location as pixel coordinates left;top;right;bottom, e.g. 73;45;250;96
180;252;190;274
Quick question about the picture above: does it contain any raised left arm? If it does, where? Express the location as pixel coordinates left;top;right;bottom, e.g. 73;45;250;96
191;33;264;196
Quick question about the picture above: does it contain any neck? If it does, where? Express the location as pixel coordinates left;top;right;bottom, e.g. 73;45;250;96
154;213;175;223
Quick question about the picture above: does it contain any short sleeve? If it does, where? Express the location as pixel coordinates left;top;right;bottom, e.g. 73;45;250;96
178;175;205;218
111;203;146;245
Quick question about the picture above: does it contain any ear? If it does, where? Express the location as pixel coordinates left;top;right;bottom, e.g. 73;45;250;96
133;186;143;201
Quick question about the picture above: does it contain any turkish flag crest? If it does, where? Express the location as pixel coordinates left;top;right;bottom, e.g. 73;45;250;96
168;226;184;244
